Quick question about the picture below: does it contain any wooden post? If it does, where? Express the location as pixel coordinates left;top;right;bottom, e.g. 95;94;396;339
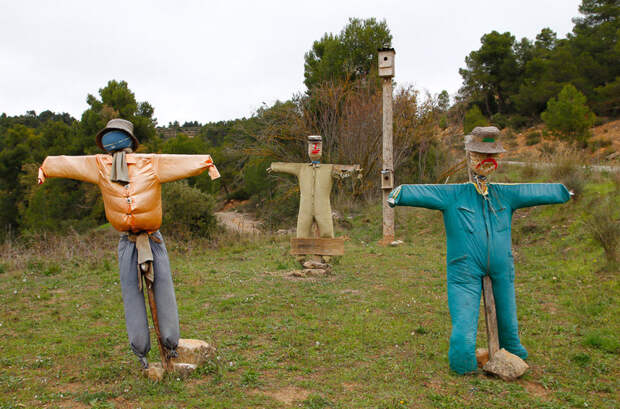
482;276;500;358
145;278;171;370
379;48;395;244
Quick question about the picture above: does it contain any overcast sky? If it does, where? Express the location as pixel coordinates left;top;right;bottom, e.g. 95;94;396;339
1;0;581;126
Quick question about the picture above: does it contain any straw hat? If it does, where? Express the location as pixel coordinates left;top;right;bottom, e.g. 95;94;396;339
465;126;506;154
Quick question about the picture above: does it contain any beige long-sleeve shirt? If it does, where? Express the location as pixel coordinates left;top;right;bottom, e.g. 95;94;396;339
38;154;220;233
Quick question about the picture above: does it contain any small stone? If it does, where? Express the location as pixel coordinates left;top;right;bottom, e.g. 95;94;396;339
171;339;216;366
303;268;329;276
172;362;197;378
482;348;529;381
476;348;489;368
389;240;404;247
302;260;328;269
144;362;165;382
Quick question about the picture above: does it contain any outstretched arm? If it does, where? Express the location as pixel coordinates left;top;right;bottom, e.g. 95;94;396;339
268;162;302;176
388;184;456;210
156;154;220;183
38;155;99;184
332;164;361;179
500;183;570;209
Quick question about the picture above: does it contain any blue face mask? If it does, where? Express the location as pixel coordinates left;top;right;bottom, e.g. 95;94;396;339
101;130;133;152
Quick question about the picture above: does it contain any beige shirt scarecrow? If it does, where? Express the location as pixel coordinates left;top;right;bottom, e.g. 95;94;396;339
270;162;359;238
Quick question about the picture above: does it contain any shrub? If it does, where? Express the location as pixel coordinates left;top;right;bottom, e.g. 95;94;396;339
463;105;488;134
550;151;588;198
538;142;556;157
438;115;448;130
507;114;531;130
583;195;619;271
541;84;596;144
162;181;217;238
525;131;541;146
490;113;508;129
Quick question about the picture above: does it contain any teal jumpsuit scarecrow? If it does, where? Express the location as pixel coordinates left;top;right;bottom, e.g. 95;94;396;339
388;181;570;373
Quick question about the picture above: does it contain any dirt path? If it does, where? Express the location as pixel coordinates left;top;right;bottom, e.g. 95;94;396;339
215;211;262;234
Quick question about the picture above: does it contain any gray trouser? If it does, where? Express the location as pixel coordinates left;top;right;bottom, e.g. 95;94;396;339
118;231;180;360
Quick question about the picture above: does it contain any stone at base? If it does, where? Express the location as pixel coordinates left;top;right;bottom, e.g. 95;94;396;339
303;268;330;276
302;260;329;269
172;362;198;378
482;348;529;381
144;362;165;382
389;240;404;247
171;339;216;367
476;348;489;368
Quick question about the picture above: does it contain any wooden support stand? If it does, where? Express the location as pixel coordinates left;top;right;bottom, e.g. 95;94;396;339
145;280;171;371
482;275;500;359
290;238;344;256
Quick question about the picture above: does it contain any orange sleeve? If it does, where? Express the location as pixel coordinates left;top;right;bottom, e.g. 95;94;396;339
38;156;99;185
155;154;220;183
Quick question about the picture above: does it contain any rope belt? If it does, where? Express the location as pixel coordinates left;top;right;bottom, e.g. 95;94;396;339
125;231;162;290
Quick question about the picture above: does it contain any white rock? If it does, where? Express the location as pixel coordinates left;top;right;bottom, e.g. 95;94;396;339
172;362;197;378
483;348;529;381
171;339;216;366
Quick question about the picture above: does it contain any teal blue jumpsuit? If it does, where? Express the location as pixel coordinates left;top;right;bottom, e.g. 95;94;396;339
388;182;570;374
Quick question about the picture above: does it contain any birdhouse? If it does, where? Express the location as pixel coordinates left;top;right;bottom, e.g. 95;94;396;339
378;48;395;78
381;169;394;189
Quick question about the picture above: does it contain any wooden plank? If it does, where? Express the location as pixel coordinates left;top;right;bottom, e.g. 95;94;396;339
482;275;500;359
290;238;344;256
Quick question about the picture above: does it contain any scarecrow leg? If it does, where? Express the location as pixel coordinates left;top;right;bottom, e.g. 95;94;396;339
482;275;500;359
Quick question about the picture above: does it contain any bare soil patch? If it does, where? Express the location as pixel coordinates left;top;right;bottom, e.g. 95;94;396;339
257;386;311;405
522;380;550;399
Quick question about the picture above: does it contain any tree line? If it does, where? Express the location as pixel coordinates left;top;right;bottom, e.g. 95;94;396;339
1;1;617;239
458;0;618;135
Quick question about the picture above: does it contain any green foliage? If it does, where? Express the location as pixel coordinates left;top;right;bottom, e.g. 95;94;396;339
593;76;620;116
242;157;273;197
160;180;217;238
526;131;542;146
458;31;520;115
459;0;619;120
583;194;619;269
541;84;596;143
304;18;392;91
463;105;488;134
437;90;451;111
80;80;157;151
438;115;448;130
550;151;588;197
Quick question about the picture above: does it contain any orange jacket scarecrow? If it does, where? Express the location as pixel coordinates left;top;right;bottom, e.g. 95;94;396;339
38;153;219;232
38;119;220;369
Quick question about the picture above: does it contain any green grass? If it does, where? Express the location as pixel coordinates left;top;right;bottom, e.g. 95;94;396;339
0;171;618;408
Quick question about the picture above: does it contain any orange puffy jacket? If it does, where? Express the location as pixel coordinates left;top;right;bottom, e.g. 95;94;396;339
38;154;220;233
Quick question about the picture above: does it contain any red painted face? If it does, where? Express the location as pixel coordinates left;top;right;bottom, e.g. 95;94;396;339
476;158;498;170
311;143;321;154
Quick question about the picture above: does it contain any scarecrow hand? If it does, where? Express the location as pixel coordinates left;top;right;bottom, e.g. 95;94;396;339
37;168;46;184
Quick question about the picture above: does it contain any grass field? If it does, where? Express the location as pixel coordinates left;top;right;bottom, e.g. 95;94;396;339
0;167;618;408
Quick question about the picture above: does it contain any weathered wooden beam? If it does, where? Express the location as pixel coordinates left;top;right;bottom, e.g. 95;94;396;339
482;275;500;359
290;238;344;256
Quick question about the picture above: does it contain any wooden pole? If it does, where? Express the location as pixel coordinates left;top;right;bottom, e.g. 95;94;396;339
382;76;395;243
145;278;171;370
482;276;500;358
